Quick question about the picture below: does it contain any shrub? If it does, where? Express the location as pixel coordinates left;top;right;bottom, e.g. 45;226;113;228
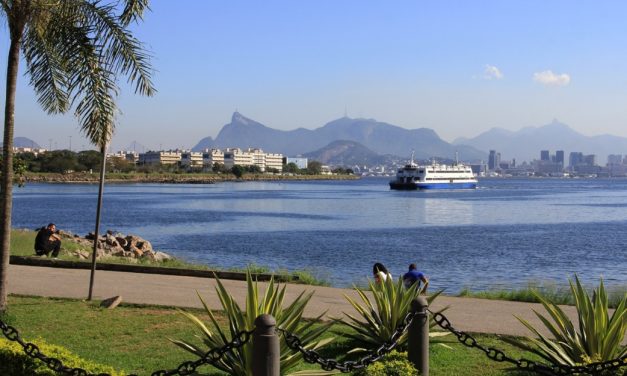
171;271;333;376
353;351;416;376
342;276;445;349
0;337;123;375
506;275;627;367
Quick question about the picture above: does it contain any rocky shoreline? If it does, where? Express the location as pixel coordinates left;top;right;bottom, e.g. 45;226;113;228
57;229;172;262
24;172;359;184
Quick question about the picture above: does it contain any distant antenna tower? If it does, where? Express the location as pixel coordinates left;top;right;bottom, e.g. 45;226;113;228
344;105;348;118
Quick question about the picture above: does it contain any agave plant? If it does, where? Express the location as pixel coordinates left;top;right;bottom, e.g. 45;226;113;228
507;275;627;366
171;271;333;375
342;276;445;349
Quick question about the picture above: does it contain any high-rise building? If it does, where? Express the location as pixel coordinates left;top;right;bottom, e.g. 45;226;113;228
607;154;623;165
569;152;584;168
540;150;550;161
488;150;498;170
555;150;564;165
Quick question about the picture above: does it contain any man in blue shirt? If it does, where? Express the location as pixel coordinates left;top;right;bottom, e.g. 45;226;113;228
403;263;429;292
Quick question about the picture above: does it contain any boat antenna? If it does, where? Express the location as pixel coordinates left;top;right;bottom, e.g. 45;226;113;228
411;150;415;164
455;151;459;165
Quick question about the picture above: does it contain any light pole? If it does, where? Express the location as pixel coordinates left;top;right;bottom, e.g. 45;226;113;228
69;136;72;151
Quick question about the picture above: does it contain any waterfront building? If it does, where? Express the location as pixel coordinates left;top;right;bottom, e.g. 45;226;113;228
138;150;182;165
607;154;623;165
202;149;225;168
488;150;501;171
180;151;203;169
569;152;584;171
555;150;564;165
265;152;284;172
223;148;254;169
284;157;308;169
541;150;550;161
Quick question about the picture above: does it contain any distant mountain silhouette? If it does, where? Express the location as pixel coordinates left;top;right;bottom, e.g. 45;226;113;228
454;119;627;162
303;140;394;166
2;137;41;148
192;112;485;161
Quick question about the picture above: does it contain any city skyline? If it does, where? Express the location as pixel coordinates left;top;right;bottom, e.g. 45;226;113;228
2;1;627;151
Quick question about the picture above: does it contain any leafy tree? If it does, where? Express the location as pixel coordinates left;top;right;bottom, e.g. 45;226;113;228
0;0;155;312
108;156;135;173
77;150;102;172
231;165;245;178
39;150;78;173
211;162;225;173
284;162;299;174
307;160;322;175
245;164;261;173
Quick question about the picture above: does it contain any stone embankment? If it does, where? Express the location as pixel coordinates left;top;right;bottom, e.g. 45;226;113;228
58;229;172;262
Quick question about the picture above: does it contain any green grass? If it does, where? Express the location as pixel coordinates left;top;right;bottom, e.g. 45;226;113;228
1;295;546;376
458;281;627;309
9;229;330;286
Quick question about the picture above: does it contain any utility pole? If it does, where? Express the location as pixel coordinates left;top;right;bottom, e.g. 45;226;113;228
69;136;72;151
49;138;52;151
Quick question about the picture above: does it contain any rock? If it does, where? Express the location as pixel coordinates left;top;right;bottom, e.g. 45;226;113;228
85;232;95;240
116;237;127;247
100;296;122;309
153;251;172;262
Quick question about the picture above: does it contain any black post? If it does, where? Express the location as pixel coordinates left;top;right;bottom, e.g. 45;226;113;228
408;296;429;376
87;143;107;301
253;314;280;376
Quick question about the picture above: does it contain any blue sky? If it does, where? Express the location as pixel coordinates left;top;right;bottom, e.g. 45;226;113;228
2;0;627;151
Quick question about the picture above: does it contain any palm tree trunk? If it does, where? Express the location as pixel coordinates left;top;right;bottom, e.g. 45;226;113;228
0;37;22;312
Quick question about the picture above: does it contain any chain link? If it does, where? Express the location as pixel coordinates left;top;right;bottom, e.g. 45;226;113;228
1;316;254;376
429;309;627;376
279;309;417;373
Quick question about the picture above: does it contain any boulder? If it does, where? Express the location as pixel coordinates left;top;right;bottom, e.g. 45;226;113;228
100;295;122;309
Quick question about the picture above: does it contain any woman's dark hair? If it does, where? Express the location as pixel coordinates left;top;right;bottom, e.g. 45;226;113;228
373;262;388;275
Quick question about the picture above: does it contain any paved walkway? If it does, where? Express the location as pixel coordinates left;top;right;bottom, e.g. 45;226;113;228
8;264;619;341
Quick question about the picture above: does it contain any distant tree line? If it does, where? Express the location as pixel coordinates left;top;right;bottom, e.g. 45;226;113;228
11;151;353;177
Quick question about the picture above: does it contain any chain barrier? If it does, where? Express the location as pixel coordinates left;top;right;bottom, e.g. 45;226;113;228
278;310;417;373
1;317;254;376
429;309;627;376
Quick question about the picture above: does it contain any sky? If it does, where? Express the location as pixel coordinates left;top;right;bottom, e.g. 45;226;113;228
2;0;627;152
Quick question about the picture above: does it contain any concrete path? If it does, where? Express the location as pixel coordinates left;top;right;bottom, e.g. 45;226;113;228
6;264;618;341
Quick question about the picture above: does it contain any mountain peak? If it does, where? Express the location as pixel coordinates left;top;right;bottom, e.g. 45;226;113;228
231;111;250;124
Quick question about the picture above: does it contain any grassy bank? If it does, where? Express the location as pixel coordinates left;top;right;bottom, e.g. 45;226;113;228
1;295;540;375
10;229;330;286
23;171;359;184
458;282;627;309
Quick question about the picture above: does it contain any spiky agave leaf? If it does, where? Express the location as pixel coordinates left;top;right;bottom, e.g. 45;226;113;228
508;275;627;367
341;276;444;349
174;270;334;376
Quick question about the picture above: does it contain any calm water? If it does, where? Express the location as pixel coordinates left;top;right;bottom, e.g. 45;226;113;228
11;178;627;292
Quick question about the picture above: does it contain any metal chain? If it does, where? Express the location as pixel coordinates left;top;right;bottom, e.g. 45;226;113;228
430;309;627;376
279;310;417;373
147;329;254;376
1;317;254;376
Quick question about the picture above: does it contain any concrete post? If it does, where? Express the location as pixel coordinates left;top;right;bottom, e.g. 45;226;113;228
253;314;280;376
408;296;429;376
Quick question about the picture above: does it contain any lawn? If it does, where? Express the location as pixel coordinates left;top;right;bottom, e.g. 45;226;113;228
1;295;542;375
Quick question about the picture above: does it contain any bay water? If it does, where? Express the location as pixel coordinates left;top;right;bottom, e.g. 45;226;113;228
12;177;627;292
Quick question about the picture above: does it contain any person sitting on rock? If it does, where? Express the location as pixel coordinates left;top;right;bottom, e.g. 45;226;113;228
34;223;61;258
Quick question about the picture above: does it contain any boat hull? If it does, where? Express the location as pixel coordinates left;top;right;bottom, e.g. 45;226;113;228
389;181;476;190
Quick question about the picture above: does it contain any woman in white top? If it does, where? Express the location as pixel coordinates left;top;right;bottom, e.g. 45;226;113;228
373;262;392;284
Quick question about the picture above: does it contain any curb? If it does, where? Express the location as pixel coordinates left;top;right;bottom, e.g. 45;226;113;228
9;255;296;282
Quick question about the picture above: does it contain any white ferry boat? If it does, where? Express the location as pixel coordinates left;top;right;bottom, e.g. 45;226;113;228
389;154;478;190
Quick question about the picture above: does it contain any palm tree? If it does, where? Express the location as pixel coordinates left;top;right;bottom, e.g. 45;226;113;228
0;0;155;312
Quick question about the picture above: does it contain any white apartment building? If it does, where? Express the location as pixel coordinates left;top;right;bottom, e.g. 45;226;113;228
180;151;203;168
202;149;225;168
138;150;182;165
265;153;284;172
223;148;253;168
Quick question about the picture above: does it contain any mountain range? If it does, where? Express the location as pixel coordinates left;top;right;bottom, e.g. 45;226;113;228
192;112;486;161
454;119;627;163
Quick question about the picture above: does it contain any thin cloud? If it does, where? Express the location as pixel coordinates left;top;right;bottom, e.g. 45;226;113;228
484;65;503;80
533;70;570;86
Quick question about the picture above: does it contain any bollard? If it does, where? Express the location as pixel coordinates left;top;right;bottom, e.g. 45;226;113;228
253;314;280;376
408;296;429;376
